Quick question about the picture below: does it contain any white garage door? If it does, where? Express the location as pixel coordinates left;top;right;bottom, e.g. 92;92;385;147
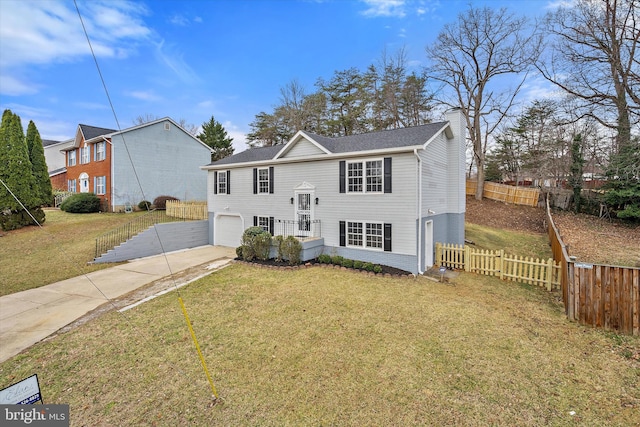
215;214;243;247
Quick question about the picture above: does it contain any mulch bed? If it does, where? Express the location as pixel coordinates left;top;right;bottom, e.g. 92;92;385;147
236;258;413;277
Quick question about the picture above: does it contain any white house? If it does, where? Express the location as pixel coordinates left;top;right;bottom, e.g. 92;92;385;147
202;109;466;275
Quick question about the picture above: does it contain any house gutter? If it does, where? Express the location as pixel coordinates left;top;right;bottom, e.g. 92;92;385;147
414;148;424;275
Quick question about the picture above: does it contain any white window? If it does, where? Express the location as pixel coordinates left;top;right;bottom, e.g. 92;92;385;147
218;171;227;194
347;221;384;250
68;150;76;167
347;221;363;246
95;176;106;195
366;222;383;249
366;160;383;192
258;168;270;194
257;216;270;232
68;179;77;192
80;146;90;164
347;162;363;192
79;172;89;193
95;141;105;161
347;159;383;193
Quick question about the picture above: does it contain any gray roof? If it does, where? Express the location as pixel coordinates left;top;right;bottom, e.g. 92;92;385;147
211;145;282;166
208;121;448;167
42;139;61;147
79;124;117;140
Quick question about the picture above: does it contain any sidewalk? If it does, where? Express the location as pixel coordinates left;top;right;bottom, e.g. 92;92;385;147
0;245;235;363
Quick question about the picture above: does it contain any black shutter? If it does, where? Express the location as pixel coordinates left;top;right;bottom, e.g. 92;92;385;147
269;166;274;194
269;217;274;235
339;221;346;247
213;171;218;195
384;223;392;252
339;161;346;193
253;168;257;194
226;170;231;194
253;216;258;227
384;157;392;193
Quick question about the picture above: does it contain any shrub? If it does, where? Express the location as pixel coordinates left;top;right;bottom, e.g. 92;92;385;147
331;255;344;266
241;226;271;261
235;245;244;259
273;235;285;262
138;200;152;210
317;254;331;264
60;193;101;213
362;262;374;272
373;264;383;274
353;260;363;270
152;195;179;210
0;208;45;231
281;235;303;265
341;258;353;268
253;233;272;261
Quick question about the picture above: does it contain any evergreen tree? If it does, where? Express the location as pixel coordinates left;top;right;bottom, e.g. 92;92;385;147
604;135;640;220
197;116;234;162
26;120;53;206
0;110;44;230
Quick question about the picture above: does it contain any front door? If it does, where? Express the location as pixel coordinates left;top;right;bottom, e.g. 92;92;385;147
295;192;312;237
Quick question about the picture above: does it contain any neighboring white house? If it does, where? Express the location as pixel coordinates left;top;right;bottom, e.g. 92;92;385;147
61;118;213;212
202;109;466;275
42;138;74;190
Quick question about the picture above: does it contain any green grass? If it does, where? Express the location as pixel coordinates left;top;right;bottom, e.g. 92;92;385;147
466;222;553;260
0;209;146;296
1;264;638;425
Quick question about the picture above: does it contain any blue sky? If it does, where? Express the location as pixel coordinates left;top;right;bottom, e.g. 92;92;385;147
0;0;560;153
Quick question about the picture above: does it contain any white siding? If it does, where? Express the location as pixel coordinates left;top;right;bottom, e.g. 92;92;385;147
281;138;326;158
420;133;449;215
111;120;211;207
445;109;466;214
208;152;419;256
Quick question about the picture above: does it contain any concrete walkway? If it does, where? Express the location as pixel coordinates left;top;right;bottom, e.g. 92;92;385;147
0;245;235;363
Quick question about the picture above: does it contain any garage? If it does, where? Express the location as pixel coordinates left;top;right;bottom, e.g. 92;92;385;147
215;214;243;247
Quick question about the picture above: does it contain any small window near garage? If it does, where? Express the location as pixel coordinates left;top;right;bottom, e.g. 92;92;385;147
218;171;227;194
253;215;274;235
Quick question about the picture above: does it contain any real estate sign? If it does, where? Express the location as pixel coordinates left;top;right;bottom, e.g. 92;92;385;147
0;374;42;405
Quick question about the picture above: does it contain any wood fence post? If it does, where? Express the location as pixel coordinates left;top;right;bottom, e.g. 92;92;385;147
546;258;554;291
435;243;441;267
499;249;504;280
464;245;471;272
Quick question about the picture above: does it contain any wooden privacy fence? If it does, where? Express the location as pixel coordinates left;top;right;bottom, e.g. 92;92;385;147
166;200;208;220
546;196;640;336
466;180;540;207
436;243;561;291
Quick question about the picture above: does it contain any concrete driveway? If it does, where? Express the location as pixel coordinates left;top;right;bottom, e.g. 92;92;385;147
0;245;235;363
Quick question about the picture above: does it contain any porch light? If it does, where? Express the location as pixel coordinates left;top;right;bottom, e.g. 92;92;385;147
315;197;319;205
290;197;294;204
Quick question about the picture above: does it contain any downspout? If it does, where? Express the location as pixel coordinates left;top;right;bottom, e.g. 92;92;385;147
414;148;424;275
106;136;114;213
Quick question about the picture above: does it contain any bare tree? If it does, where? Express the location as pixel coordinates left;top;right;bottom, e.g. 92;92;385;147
538;0;639;154
133;114;198;136
426;6;541;199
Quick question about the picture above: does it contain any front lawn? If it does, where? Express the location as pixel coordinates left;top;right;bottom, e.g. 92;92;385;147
1;264;638;425
0;209;145;296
